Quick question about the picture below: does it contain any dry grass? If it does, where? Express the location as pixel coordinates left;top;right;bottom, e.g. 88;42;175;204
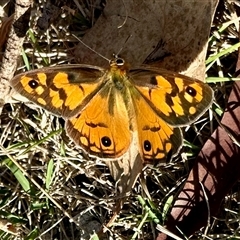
0;0;240;239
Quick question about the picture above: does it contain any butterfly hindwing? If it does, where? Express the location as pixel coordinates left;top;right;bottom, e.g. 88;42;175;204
131;89;182;162
66;82;131;159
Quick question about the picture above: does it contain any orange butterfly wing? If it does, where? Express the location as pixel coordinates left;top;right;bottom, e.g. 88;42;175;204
66;82;131;159
132;93;182;161
130;67;213;126
10;65;106;118
127;66;213;161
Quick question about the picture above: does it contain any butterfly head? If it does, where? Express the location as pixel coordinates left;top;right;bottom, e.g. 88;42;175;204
109;57;129;76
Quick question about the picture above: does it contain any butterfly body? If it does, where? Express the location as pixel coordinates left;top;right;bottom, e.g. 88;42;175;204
11;58;213;162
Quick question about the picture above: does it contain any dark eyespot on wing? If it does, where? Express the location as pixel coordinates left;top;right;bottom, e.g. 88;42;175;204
28;79;39;89
101;136;112;147
186;86;197;97
143;140;152;152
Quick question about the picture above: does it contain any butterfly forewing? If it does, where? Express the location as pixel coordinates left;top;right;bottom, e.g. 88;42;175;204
130;67;213;126
10;65;106;118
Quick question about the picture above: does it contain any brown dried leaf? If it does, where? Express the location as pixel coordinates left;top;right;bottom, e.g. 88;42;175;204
0;1;31;114
74;0;218;79
0;14;14;55
105;134;143;194
0;218;19;236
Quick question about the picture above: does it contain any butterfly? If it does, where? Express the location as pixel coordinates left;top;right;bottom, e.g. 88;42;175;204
10;57;213;162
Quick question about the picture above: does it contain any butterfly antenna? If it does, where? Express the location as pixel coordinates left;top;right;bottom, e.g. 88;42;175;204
71;33;110;62
115;34;132;57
